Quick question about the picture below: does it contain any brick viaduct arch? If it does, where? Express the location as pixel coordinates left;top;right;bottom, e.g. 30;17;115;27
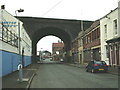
17;17;93;62
33;27;72;59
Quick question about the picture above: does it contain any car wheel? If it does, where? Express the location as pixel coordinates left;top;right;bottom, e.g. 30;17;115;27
86;69;88;72
91;69;95;73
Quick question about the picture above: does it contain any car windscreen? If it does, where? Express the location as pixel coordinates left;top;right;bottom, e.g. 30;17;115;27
95;61;106;64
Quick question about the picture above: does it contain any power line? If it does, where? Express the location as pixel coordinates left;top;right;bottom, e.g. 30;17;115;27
42;0;63;16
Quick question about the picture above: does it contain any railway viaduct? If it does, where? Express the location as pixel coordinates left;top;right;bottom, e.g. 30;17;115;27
18;17;93;62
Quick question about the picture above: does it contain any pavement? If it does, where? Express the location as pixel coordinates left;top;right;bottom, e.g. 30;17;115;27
1;59;61;89
2;63;39;89
65;63;120;76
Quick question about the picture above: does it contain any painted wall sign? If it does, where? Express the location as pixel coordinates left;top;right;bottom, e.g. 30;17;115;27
0;21;17;27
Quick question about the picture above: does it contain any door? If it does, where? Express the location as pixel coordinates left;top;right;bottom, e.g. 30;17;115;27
80;54;82;64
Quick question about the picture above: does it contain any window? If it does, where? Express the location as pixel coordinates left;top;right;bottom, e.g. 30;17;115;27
92;31;94;41
88;35;90;43
95;30;97;40
89;33;92;42
81;39;83;46
104;24;107;39
113;19;117;35
86;36;87;44
106;45;109;58
83;37;85;45
92;30;97;41
79;39;82;47
97;28;100;39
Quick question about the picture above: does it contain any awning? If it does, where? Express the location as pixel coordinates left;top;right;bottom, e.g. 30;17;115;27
106;37;120;43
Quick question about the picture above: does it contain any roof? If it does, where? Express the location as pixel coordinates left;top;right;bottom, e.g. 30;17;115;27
106;37;120;43
52;42;64;47
100;7;118;20
84;20;100;34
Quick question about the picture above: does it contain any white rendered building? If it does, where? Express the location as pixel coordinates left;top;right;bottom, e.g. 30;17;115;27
0;8;32;76
100;8;120;66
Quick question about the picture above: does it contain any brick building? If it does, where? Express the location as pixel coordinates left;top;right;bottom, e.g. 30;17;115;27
78;31;84;64
71;38;79;63
83;20;100;63
52;41;64;61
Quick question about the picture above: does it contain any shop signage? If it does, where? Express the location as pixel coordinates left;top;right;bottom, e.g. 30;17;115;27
0;21;17;27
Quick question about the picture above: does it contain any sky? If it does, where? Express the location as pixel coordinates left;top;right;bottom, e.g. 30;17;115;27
0;0;118;20
0;0;118;53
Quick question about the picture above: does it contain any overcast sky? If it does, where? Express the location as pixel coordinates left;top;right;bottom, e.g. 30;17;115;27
0;0;118;53
1;0;118;20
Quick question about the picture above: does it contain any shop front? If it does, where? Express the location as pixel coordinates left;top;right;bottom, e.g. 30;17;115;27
106;37;120;66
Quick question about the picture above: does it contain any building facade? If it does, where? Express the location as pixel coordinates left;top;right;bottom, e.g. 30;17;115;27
71;38;79;63
52;41;64;61
83;20;100;63
100;8;119;66
78;31;84;64
0;9;32;76
118;0;120;66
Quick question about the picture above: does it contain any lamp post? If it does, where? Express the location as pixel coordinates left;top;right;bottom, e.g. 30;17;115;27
15;9;24;82
15;8;24;16
40;48;43;62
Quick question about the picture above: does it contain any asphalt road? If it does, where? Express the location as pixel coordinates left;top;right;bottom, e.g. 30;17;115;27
30;61;118;88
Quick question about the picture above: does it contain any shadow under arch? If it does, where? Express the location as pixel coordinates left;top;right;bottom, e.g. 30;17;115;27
32;27;72;62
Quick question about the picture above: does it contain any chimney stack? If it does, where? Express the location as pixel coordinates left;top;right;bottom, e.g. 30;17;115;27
1;5;5;9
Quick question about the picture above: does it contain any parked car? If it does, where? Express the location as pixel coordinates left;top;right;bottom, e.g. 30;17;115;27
86;60;108;73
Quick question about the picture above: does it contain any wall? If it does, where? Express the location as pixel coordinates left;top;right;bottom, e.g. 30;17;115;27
1;50;31;77
21;27;32;57
78;31;84;64
0;9;32;56
83;21;100;62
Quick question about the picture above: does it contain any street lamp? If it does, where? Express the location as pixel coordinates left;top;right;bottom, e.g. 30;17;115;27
1;5;5;9
15;9;24;82
15;8;24;16
40;48;43;61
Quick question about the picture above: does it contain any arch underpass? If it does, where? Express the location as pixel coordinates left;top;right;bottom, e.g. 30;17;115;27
17;17;93;62
34;27;71;50
33;27;72;62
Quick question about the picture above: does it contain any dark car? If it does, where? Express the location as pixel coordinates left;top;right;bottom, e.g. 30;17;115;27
86;60;108;73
